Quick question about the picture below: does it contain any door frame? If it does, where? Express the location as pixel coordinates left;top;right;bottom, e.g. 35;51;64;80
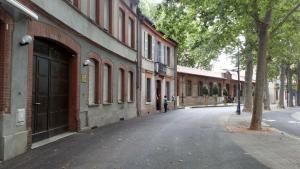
27;21;80;145
156;80;161;110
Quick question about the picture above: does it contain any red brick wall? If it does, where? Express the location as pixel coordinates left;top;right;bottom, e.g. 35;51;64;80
0;8;13;114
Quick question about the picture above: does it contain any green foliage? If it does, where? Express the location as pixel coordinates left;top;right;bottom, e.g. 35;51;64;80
223;88;228;96
212;84;219;96
202;86;209;96
139;0;300;74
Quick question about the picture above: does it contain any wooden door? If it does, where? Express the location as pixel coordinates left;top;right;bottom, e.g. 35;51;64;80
32;39;69;142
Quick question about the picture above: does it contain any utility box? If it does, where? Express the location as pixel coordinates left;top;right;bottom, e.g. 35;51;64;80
16;108;26;126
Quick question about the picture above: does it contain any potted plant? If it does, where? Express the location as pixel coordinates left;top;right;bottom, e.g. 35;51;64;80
212;84;219;105
223;88;228;105
202;86;209;105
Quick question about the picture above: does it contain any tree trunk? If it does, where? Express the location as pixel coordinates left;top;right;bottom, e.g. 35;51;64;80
243;47;253;113
263;71;271;110
286;65;294;107
278;64;286;108
297;62;300;106
250;8;272;130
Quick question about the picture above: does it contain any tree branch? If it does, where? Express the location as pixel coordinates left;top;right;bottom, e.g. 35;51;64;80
270;2;300;36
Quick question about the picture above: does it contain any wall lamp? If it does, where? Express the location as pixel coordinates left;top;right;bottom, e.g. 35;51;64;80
20;35;33;46
83;59;92;66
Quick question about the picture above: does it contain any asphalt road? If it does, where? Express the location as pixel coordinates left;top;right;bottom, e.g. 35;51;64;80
263;108;300;137
0;107;269;169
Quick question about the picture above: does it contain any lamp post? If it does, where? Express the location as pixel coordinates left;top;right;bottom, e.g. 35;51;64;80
181;74;184;105
222;49;241;115
236;45;241;115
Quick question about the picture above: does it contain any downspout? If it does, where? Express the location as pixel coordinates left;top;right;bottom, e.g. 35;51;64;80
136;9;143;117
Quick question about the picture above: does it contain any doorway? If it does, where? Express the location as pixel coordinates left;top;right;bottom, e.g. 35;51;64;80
156;80;161;110
32;39;71;142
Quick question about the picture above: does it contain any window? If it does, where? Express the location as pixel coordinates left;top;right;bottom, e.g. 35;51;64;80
118;69;125;102
89;0;96;21
103;0;111;31
128;71;134;102
147;34;152;59
187;80;192;96
167;47;170;67
157;42;165;64
166;81;170;100
118;9;125;42
209;82;213;96
218;83;222;96
144;32;148;58
81;0;88;15
146;78;151;102
128;18;135;48
103;64;112;103
88;60;96;104
198;81;203;96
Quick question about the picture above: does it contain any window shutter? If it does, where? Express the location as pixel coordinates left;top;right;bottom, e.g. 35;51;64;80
103;65;109;102
161;44;165;64
88;60;96;104
152;36;155;60
145;32;148;58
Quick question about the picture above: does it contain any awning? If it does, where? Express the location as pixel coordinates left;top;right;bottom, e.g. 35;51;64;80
0;0;38;20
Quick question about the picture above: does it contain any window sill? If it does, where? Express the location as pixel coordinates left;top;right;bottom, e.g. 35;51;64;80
128;101;134;103
88;104;100;107
103;102;112;105
118;101;125;104
145;102;152;105
144;58;154;62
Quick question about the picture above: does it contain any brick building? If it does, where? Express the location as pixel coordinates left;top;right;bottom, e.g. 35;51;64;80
0;0;154;160
137;14;178;115
177;66;253;106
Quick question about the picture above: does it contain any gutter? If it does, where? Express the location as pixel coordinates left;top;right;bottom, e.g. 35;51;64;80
1;0;38;20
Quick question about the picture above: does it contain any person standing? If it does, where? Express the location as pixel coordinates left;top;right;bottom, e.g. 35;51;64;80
163;96;168;113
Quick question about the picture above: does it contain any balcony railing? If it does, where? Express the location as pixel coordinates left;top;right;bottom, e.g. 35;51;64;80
155;62;167;75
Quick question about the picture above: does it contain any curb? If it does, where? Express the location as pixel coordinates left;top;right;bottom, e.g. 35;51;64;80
178;104;241;109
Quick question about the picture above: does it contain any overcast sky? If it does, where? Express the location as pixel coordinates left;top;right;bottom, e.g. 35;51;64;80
211;53;235;72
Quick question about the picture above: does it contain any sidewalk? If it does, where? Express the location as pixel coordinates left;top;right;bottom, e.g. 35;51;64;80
178;103;238;109
225;113;300;169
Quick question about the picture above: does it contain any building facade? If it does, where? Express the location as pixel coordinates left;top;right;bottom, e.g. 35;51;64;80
138;14;178;115
177;66;251;106
0;0;158;160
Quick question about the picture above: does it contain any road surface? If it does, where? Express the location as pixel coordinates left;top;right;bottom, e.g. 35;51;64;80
0;107;269;169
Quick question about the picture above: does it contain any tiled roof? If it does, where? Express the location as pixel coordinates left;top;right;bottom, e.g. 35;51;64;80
177;65;225;79
177;65;255;82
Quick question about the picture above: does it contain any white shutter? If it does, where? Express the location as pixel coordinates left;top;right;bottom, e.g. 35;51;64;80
128;21;132;47
118;69;122;101
128;73;130;101
145;32;148;58
103;65;109;102
103;0;109;30
90;0;96;21
160;44;164;63
152;36;155;60
88;60;96;104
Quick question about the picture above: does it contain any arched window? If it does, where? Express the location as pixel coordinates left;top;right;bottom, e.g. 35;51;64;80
209;82;213;96
103;63;112;103
118;9;125;42
198;81;203;96
118;68;125;102
218;83;222;96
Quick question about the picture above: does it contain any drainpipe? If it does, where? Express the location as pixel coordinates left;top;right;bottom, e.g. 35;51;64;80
136;9;143;117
